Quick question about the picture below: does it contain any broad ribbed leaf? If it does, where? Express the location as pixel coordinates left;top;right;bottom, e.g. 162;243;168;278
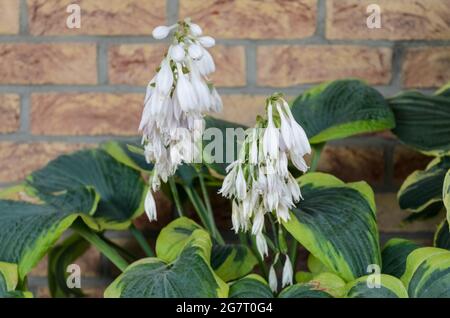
228;274;273;298
102;140;152;172
436;82;450;97
345;274;408;298
283;173;380;282
204;116;247;176
382;238;421;278
291;80;395;144
104;230;228;298
278;283;333;298
398;156;449;216
27;149;147;230
434;220;450;250
401;247;450;298
103;140;199;185
296;272;346;297
156;217;257;282
0;263;31;298
444;169;450;226
48;234;89;297
389;92;450;155
0;188;98;279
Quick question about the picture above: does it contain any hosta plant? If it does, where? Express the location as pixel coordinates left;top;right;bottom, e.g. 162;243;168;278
0;20;450;299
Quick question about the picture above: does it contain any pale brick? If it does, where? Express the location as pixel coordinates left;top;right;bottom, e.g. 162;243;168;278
0;44;97;85
0;94;20;133
376;193;442;233
179;0;316;39
213;95;266;126
31;93;142;136
0;0;20;34
257;46;392;87
0;142;89;183
403;47;450;88
315;145;385;186
108;44;246;87
393;146;433;185
327;0;450;40
28;0;166;35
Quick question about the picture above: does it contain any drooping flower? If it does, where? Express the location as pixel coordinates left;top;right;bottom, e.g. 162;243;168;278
140;19;222;221
219;93;311;258
282;255;294;287
269;265;278;293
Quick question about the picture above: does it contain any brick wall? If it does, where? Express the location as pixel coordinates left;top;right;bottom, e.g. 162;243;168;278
0;0;449;297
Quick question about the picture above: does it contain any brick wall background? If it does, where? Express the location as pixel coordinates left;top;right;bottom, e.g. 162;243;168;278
0;0;449;297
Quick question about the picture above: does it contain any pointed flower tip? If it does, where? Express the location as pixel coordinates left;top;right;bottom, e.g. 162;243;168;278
152;25;171;39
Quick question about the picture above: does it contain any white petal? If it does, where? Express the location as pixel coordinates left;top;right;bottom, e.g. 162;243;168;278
152;25;170;39
251;209;265;235
235;165;247;200
144;190;157;221
256;233;269;258
269;265;278;293
189;23;203;36
156;59;174;96
198;36;215;48
170;44;185;62
282;256;293;287
188;44;204;60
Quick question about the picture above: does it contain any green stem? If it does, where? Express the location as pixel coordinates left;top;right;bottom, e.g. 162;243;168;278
309;143;325;172
72;221;128;272
183;185;225;245
169;177;184;217
101;235;138;262
129;224;154;257
198;171;214;222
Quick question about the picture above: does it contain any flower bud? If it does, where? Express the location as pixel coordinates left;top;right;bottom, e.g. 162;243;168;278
170;44;185;62
198;36;215;48
189;23;203;36
188;44;204;60
152;25;170;39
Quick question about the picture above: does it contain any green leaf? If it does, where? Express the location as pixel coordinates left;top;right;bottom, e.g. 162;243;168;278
307;253;331;274
389;91;450;155
0;263;31;298
0;188;98;279
435;82;450;97
278;283;333;298
345;274;408;298
444;169;450;226
282;173;380;282
48;234;90;298
156;217;257;282
104;229;228;298
299;272;346;298
401;247;450;298
102;140;152;172
203;116;247;176
381;238;421;278
397;156;450;215
228;274;273;298
291;79;395;144
103;140;198;186
27;149;147;230
434;220;450;250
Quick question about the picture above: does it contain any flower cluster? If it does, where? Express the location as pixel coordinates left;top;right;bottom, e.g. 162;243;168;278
140;20;222;221
219;93;311;290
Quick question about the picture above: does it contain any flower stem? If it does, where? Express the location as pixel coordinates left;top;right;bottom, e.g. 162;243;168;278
72;220;128;272
129;224;154;257
183;185;225;245
169;177;184;217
